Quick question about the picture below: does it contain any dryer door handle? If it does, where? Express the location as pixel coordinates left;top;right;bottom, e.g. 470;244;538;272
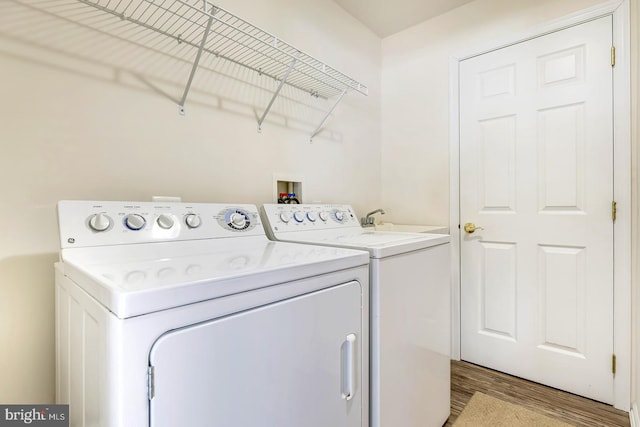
340;334;356;401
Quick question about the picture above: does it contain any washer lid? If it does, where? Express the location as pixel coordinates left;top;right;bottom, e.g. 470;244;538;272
59;236;368;318
260;203;450;258
272;230;450;258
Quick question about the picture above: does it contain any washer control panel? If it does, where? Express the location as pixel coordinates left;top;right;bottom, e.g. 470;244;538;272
261;204;361;233
58;200;263;249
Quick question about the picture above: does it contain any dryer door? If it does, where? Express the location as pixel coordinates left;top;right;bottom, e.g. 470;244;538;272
149;281;363;427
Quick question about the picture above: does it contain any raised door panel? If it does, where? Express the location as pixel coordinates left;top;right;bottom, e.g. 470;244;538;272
537;104;585;212
479;241;517;340
479;116;517;212
538;245;586;355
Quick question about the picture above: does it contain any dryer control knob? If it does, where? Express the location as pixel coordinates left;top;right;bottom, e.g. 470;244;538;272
124;214;146;231
185;214;202;229
230;212;247;229
157;214;175;229
88;213;111;232
319;212;329;222
279;212;291;223
334;211;345;222
306;212;317;222
293;212;305;223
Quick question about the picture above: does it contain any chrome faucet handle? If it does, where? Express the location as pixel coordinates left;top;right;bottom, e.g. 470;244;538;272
361;208;385;227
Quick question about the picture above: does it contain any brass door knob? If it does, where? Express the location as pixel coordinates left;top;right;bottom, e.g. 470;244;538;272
464;223;484;234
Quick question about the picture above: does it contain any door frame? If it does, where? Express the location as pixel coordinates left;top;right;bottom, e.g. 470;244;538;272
448;0;631;410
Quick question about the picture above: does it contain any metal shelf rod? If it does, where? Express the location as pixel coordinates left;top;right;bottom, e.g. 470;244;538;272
310;89;347;141
178;1;214;114
258;52;300;131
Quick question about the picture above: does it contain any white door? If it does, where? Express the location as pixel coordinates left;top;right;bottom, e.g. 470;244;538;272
459;16;614;403
149;281;363;427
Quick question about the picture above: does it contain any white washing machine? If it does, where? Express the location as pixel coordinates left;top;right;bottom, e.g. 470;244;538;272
261;204;451;427
55;200;370;427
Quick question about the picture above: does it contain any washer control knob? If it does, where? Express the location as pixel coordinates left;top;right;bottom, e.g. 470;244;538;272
319;212;329;222
306;212;317;222
185;214;202;229
157;214;175;229
334;211;345;222
279;212;291;223
230;213;247;229
124;214;146;231
293;212;305;223
88;213;111;232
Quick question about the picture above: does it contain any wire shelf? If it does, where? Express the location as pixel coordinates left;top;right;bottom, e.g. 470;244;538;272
75;0;368;137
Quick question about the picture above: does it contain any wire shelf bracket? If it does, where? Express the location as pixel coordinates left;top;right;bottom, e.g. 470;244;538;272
75;0;368;137
178;2;215;115
258;52;300;132
310;89;347;142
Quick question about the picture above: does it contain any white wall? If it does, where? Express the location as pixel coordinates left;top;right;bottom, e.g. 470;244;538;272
380;0;606;225
632;0;640;412
0;0;381;403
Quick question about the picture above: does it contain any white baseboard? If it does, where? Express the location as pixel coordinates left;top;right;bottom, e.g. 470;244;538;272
630;402;639;427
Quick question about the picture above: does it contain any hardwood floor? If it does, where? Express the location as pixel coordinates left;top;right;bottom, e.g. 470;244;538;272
445;360;630;427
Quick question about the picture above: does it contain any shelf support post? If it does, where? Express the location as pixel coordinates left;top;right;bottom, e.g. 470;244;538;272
310;88;347;141
178;2;215;115
258;52;300;131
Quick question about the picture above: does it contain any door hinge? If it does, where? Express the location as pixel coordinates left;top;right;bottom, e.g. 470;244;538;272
612;201;617;221
147;366;155;400
611;46;616;67
612;354;617;375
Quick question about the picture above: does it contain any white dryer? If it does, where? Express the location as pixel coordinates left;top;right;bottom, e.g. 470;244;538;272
55;200;369;427
261;204;451;427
